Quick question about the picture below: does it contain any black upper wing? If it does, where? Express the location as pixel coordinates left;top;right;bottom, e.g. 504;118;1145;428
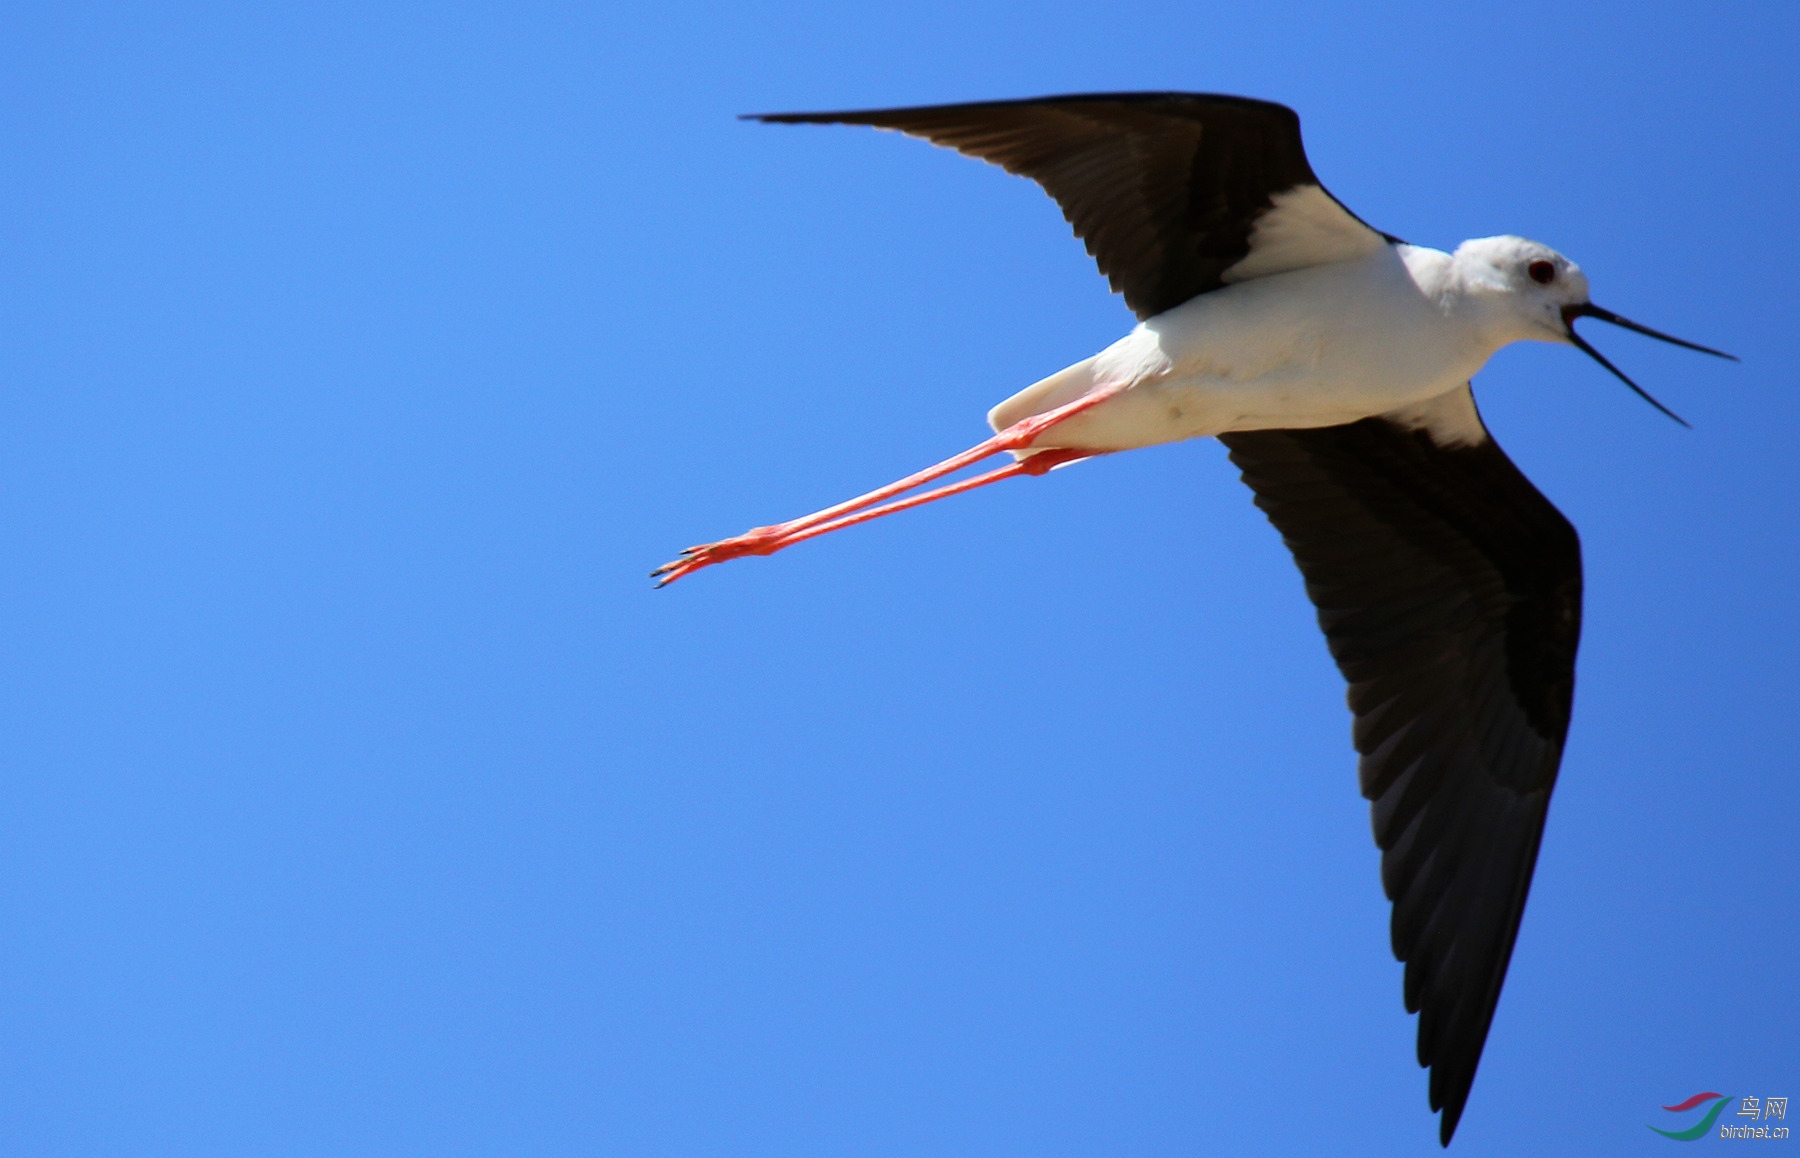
1217;408;1582;1146
752;93;1387;320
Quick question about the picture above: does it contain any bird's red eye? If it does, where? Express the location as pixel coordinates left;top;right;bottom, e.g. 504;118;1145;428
1528;260;1556;284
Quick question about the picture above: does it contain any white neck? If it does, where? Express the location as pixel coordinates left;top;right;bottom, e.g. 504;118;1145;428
1399;243;1539;358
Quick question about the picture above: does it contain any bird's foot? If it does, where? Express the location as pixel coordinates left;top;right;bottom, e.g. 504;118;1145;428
651;524;790;587
650;446;1096;587
650;384;1128;588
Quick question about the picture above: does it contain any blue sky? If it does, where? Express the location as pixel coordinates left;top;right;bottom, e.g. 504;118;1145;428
1;2;1795;1154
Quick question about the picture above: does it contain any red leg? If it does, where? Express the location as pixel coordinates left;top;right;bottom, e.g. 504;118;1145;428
651;381;1126;586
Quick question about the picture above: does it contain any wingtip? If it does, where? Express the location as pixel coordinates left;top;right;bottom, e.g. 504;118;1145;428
1438;1103;1463;1147
1434;1069;1477;1146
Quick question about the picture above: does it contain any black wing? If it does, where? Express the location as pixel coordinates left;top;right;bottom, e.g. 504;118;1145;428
1217;402;1581;1146
752;92;1388;320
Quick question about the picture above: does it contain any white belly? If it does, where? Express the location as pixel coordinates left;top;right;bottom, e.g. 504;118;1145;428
988;245;1493;452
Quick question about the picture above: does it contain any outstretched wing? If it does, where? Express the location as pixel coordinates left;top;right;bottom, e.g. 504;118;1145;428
1217;390;1582;1146
752;92;1390;320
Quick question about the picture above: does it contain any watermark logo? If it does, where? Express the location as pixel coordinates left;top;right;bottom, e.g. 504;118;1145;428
1650;1093;1789;1141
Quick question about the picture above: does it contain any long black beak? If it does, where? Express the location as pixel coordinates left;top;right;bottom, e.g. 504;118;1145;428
1561;303;1738;428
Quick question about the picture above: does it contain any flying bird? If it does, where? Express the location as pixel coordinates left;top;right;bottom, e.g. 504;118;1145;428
652;93;1734;1145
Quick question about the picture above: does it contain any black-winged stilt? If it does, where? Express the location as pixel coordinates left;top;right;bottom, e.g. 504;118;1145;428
652;93;1734;1145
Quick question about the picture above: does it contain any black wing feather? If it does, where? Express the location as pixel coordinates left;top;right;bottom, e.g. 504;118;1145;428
1218;413;1581;1146
753;92;1367;320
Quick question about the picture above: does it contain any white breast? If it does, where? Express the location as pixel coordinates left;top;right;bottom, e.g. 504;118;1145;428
989;243;1499;453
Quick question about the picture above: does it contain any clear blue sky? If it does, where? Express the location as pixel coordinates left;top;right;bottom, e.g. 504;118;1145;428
1;2;1794;1154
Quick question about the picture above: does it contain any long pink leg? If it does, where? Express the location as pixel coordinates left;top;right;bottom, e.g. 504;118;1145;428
651;381;1127;586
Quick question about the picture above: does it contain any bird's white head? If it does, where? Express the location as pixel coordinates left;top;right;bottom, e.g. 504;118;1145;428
1451;235;1590;346
1451;234;1735;425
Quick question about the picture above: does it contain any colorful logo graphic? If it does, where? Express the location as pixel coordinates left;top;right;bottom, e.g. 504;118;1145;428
1650;1093;1732;1141
1650;1093;1791;1141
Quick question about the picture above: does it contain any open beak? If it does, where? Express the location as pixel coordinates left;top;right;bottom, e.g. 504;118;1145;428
1561;303;1738;428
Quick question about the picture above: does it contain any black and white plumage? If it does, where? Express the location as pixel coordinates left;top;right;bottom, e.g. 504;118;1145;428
759;94;1389;319
1218;418;1580;1142
655;92;1732;1145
